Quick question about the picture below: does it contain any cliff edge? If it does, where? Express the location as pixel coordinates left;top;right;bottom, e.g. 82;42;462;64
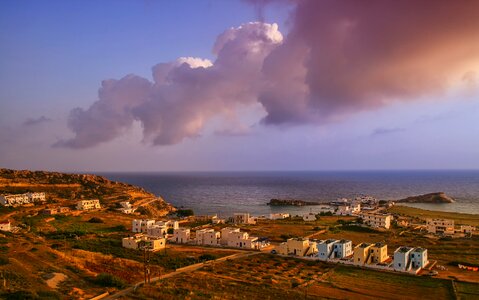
397;192;455;204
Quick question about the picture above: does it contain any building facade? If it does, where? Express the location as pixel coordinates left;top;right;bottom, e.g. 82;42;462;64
122;234;166;251
196;229;220;246
0;192;46;207
172;228;190;244
354;243;372;265
359;213;392;229
426;219;455;235
76;199;101;210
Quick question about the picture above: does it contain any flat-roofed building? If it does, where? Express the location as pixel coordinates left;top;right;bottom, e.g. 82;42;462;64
220;227;241;245
146;225;167;238
122;234;166;251
332;240;353;259
233;213;256;225
410;247;428;269
172;228;190;244
76;199;101;210
269;213;290;220
354;243;372;265
303;213;317;222
393;246;414;271
359;213;392;229
0;221;11;232
368;242;388;264
317;239;338;260
277;238;317;256
132;219;156;233
426;219;455;235
196;229;220;246
0;192;46;207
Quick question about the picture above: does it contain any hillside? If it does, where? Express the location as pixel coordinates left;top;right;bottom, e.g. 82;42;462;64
0;168;175;216
397;192;455;204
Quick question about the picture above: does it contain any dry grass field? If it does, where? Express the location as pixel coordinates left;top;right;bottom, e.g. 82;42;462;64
130;254;465;300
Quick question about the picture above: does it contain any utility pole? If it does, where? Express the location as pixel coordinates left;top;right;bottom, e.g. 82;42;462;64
140;241;151;284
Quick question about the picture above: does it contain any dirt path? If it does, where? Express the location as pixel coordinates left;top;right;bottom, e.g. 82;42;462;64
104;251;260;299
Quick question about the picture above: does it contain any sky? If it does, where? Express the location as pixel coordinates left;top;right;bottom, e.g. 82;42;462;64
1;0;478;172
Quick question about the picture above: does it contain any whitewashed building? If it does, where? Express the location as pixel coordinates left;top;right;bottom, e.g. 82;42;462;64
359;213;392;229
269;213;290;220
317;239;338;260
410;247;428;269
0;221;11;232
196;229;220;246
76;199;101;210
0;192;46;207
458;225;476;234
172;228;190;244
122;234;165;251
233;213;256;225
332;239;353;259
426;219;455;235
132;219;156;233
146;225;167;238
303;213;317;222
118;201;135;214
393;246;414;271
277;238;317;256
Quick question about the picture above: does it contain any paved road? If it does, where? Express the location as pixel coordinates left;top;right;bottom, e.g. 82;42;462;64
103;251;259;300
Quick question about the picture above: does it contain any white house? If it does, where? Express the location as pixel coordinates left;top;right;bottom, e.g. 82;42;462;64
118;201;135;214
146;225;167;238
332;239;353;259
76;199;101;210
233;213;256;225
0;221;11;232
317;239;338;260
458;225;476;234
277;238;317;256
426;219;455;235
269;213;290;220
122;234;166;251
196;229;220;246
0;192;46;207
410;247;428;269
172;228;190;244
132;219;156;233
359;213;392;229
393;246;414;271
303;213;317;222
220;227;241;245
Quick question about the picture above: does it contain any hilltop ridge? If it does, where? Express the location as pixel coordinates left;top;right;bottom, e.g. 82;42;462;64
0;168;175;216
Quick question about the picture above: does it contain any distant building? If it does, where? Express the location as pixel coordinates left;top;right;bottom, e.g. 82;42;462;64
146;225;167;238
76;199;101;210
132;219;156;233
426;219;455;235
335;203;361;216
303;213;317;222
0;192;46;207
233;213;256;225
118;201;135;214
122;234;165;251
43;207;70;215
172;228;190;244
196;229;220;246
458;225;476;234
269;213;290;220
359;213;392;229
0;221;11;232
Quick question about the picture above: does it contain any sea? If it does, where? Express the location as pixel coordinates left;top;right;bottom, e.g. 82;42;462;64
99;170;479;217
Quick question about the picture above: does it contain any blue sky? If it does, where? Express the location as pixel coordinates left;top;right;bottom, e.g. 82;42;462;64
1;0;478;171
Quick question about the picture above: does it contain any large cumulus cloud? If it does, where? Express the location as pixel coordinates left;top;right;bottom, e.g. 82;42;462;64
59;0;479;148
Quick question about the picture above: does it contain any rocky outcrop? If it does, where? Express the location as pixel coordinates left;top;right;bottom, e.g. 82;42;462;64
267;199;321;206
397;192;455;204
0;168;176;216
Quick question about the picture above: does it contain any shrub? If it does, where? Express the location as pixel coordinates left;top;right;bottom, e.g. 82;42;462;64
88;217;104;223
176;209;194;217
37;290;61;300
0;256;9;265
167;228;174;234
2;290;36;300
93;273;126;288
199;254;216;261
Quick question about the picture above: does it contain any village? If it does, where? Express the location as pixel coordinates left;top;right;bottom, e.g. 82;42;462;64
0;191;478;299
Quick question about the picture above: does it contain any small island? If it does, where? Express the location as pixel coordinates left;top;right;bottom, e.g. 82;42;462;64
396;192;455;204
267;199;321;206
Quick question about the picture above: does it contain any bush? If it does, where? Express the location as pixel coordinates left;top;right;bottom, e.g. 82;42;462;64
176;209;194;217
199;254;216;261
37;290;61;300
167;228;174;234
319;211;333;216
2;290;36;300
93;273;126;288
88;217;104;223
0;256;9;265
